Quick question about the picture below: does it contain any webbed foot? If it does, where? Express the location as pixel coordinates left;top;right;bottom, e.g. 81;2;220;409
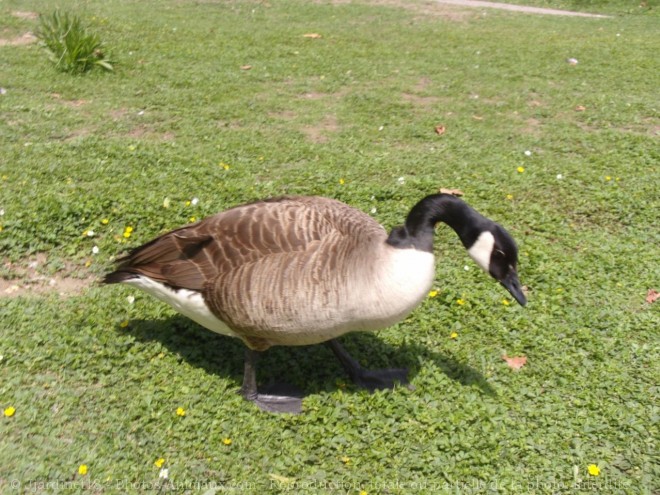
326;339;413;392
241;382;303;414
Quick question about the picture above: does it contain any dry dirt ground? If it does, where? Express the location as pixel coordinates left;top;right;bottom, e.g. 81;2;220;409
1;254;96;298
432;0;611;18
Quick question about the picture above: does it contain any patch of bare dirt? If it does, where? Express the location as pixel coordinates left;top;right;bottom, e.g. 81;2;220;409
1;254;95;298
12;11;39;20
522;117;542;135
127;125;176;141
109;107;130;120
414;77;433;92
401;92;441;109
269;110;298;120
302;114;340;143
433;0;611;18
0;32;37;47
50;93;91;108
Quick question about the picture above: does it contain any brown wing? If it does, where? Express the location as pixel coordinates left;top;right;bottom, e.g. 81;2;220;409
104;196;380;292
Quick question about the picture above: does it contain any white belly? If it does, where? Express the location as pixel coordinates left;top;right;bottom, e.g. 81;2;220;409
123;276;239;338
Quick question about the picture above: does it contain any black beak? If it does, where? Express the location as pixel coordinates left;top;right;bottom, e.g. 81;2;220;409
500;270;527;306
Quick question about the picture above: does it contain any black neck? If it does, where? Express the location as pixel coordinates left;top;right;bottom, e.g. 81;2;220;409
386;194;490;252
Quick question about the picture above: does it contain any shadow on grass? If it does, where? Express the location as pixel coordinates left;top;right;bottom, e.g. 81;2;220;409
122;315;496;398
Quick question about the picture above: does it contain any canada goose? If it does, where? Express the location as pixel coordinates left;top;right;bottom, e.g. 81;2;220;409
104;194;526;413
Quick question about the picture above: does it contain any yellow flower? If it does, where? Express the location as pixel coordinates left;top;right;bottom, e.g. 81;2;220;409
506;194;513;200
125;226;134;233
4;406;16;417
456;299;465;305
428;290;438;298
154;458;165;468
339;178;345;185
119;320;129;328
185;200;191;206
222;438;232;445
101;218;109;225
605;176;612;181
450;332;458;339
341;456;351;464
360;490;368;495
587;464;600;476
189;217;196;223
0;225;4;232
176;407;186;417
220;162;230;170
517;166;525;173
78;464;88;475
502;299;510;306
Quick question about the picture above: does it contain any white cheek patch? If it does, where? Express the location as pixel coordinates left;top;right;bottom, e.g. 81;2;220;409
467;231;495;273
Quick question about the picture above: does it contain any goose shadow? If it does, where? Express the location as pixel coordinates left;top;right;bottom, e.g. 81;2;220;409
122;315;496;399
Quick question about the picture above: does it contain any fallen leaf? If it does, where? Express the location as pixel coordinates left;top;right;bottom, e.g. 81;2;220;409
240;65;252;70
575;105;586;112
303;33;322;39
646;289;659;304
434;125;446;135
439;188;464;196
472;115;484;121
502;354;527;371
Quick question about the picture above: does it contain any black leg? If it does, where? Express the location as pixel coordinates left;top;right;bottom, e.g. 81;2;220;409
326;339;411;392
238;348;303;414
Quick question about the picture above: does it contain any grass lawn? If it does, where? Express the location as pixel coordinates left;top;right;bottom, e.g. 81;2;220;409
1;0;658;493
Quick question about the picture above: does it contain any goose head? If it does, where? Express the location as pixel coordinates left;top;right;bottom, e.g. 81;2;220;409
467;226;526;306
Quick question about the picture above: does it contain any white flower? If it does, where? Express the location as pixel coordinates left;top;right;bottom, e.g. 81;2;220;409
397;177;405;185
567;58;578;65
556;174;563;180
87;230;95;237
92;246;99;255
464;265;470;271
158;468;169;479
378;125;384;131
0;208;4;216
524;150;532;156
127;295;135;304
191;197;199;206
137;110;145;116
370;207;377;214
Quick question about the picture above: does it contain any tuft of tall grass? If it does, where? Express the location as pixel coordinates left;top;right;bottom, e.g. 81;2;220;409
35;10;113;74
